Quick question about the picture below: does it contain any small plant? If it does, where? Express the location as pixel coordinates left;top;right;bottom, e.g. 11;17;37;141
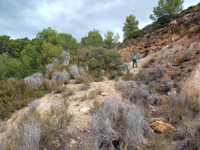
130;84;150;106
169;43;174;48
155;80;173;94
28;99;40;113
178;50;193;65
158;92;200;124
24;73;43;89
80;93;87;101
187;68;192;72
170;72;181;80
51;69;70;85
62;87;75;97
93;98;105;111
117;80;137;92
88;89;98;99
142;58;155;68
69;64;79;78
89;95;150;149
153;65;166;80
148;133;174;150
60;51;70;65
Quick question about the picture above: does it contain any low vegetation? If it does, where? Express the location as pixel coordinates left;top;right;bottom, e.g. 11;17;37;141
2;105;72;150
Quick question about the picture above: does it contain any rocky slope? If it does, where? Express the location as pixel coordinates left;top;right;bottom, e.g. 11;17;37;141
1;3;200;149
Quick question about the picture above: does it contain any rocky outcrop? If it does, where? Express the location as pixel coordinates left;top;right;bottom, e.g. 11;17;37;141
151;121;175;133
183;62;200;99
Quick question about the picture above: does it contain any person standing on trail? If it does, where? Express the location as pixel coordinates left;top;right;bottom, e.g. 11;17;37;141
132;55;138;68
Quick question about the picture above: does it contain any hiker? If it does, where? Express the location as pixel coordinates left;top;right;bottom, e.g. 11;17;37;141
132;55;138;68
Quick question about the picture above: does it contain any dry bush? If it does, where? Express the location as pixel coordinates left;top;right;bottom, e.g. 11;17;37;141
28;99;40;113
122;72;135;81
148;95;163;106
80;93;87;101
89;95;151;149
178;50;193;65
51;69;70;85
69;64;79;78
93;98;105;111
169;43;174;48
148;81;155;93
46;58;60;73
0;118;7;133
24;73;43;89
88;89;98;99
7;78;16;85
75;74;93;84
60;51;70;65
117;80;137;92
137;70;149;84
152;65;166;80
62;87;75;97
130;84;150;105
79;67;86;75
46;63;54;74
100;69;105;75
155;80;173;94
142;58;155;68
148;133;174;150
4;113;42;150
122;63;129;72
158;92;200;125
51;82;62;92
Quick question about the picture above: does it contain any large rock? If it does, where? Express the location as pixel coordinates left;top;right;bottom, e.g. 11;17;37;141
183;62;200;98
150;121;175;133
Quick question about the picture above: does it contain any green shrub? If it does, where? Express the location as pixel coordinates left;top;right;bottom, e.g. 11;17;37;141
0;79;52;120
170;72;181;80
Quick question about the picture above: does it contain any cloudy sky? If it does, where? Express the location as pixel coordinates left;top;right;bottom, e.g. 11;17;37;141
0;0;199;42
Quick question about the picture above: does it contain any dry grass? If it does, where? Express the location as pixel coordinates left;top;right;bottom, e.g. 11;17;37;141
2;105;73;150
88;86;103;99
158;92;200;125
80;93;87;101
62;87;75;97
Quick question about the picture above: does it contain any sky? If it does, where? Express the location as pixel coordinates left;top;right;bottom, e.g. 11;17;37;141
0;0;199;42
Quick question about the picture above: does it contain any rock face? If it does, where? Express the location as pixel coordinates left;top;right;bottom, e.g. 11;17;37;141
183;62;200;98
150;121;175;133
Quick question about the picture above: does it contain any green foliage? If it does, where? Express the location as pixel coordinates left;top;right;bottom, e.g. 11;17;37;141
6;37;30;58
37;27;58;45
71;48;123;79
104;31;120;49
0;79;52;120
1;58;22;80
122;14;139;40
150;0;184;21
0;35;10;54
81;29;103;47
37;42;63;66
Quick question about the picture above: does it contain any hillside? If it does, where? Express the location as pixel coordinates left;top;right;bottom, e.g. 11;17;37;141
1;3;200;150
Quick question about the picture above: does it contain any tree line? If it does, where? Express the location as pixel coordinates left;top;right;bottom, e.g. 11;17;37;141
0;0;184;80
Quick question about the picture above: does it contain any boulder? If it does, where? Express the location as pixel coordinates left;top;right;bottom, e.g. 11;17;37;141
150;121;175;133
